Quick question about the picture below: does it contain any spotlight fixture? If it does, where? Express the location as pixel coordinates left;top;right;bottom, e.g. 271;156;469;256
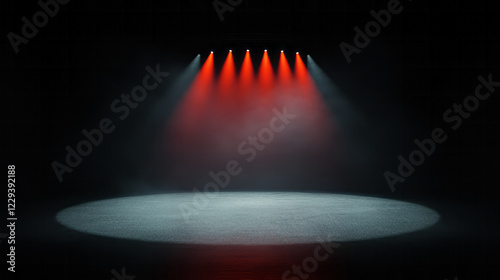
264;49;267;52
229;50;232;52
247;49;250;52
211;51;214;54
296;52;299;55
281;50;284;53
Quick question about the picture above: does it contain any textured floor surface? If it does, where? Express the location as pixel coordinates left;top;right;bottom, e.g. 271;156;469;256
56;192;439;244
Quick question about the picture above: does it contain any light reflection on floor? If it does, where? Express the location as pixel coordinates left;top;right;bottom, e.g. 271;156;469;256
56;192;439;245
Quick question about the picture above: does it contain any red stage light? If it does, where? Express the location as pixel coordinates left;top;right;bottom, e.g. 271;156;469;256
233;48;255;124
168;52;215;143
239;49;255;93
166;50;338;190
295;52;311;89
278;51;292;87
218;50;236;96
257;50;274;93
179;51;214;123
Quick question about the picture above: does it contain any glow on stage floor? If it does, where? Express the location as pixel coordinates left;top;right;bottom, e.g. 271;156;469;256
56;192;439;245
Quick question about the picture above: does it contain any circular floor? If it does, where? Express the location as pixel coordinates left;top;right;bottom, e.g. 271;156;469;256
56;192;439;245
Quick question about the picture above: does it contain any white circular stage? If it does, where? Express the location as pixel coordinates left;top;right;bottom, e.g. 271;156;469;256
56;192;439;245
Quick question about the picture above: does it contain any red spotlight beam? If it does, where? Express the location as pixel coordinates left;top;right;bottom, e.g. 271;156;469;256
217;50;236;97
293;52;338;152
235;50;255;115
257;50;275;93
278;51;292;88
168;52;215;143
239;50;255;93
295;52;313;90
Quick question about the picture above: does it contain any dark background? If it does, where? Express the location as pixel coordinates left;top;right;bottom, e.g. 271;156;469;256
1;0;499;279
